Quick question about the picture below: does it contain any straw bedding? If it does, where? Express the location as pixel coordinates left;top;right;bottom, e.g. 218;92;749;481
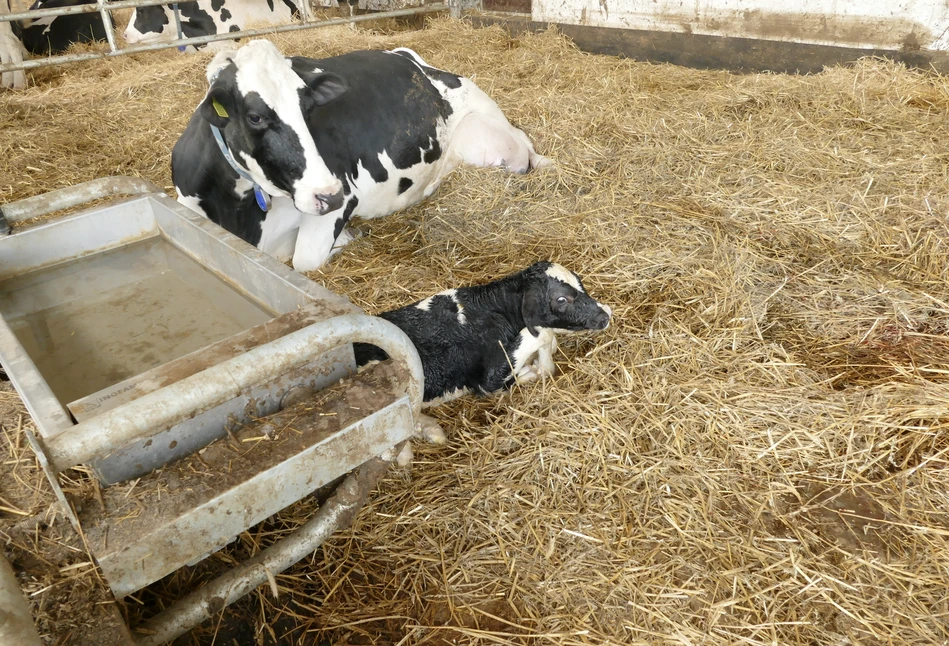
2;15;949;645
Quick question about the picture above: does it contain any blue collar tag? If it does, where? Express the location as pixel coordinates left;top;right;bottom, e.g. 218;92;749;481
254;187;271;211
208;123;272;213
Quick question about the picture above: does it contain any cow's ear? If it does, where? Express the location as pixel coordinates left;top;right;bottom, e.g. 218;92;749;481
306;72;348;106
200;87;233;128
521;289;542;338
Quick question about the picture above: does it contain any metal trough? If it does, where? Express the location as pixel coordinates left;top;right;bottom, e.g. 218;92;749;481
0;178;424;644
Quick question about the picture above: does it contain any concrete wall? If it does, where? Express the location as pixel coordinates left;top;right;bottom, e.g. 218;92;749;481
532;0;949;51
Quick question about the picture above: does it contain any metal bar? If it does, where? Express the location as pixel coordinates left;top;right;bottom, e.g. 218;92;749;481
1;176;162;224
100;398;413;596
23;428;82;532
2;0;172;24
44;314;424;471
0;551;44;646
0;4;447;74
132;457;391;646
97;0;118;53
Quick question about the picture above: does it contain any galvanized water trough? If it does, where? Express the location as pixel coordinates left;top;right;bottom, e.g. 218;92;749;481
0;177;423;644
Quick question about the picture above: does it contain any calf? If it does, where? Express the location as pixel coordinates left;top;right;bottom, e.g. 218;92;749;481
124;0;299;47
18;0;107;55
353;262;612;406
172;39;549;272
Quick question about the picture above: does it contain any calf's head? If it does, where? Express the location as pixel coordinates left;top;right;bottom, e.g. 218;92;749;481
199;40;346;214
521;262;612;335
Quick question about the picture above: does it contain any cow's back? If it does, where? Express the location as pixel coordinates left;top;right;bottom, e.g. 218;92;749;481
293;50;460;186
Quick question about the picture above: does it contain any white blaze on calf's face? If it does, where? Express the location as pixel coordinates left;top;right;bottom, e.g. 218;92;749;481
231;41;342;214
545;263;584;292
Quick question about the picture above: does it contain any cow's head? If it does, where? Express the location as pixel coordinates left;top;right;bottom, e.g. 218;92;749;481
521;262;612;336
124;3;214;45
199;40;347;215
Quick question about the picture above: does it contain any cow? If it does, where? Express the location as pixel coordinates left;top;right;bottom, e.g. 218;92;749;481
171;39;550;272
1;1;26;89
123;0;299;48
18;0;107;56
352;261;612;407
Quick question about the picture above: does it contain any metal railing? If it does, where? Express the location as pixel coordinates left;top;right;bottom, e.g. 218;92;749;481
0;0;455;74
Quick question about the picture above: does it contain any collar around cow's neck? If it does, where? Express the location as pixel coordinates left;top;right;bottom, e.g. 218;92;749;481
208;123;272;212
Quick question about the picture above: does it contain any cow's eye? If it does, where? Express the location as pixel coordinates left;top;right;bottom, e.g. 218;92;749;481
247;113;263;125
556;296;569;305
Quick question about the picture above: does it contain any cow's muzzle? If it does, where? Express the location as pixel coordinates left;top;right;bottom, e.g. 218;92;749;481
316;190;345;215
592;303;612;330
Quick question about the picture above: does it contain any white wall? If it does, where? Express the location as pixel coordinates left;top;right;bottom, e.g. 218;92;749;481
532;0;949;51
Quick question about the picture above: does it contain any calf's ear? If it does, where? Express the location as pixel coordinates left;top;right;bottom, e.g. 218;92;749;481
521;290;542;337
199;87;232;129
306;72;348;106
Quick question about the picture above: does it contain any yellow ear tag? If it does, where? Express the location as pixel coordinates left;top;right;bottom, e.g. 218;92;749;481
211;98;228;118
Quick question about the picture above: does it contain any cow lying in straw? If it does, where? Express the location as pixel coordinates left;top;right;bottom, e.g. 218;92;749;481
172;39;549;272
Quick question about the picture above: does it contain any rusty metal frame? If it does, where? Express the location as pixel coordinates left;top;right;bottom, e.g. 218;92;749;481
0;0;448;75
132;458;392;646
1;178;427;644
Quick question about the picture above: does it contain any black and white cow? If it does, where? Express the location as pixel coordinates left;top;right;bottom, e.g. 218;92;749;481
1;0;26;89
18;0;107;55
172;40;549;271
353;262;612;406
124;0;298;47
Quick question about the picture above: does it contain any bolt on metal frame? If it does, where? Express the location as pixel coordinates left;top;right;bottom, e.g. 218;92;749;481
0;0;453;75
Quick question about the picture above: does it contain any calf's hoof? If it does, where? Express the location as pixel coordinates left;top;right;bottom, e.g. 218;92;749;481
380;441;414;467
396;442;414;467
416;413;447;445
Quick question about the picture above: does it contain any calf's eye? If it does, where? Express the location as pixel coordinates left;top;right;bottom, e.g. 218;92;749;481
248;113;263;125
556;296;568;305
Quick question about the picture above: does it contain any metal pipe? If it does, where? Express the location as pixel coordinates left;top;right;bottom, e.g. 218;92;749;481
0;4;448;74
0;553;43;646
0;176;163;224
45;314;423;471
132;457;391;646
97;0;118;53
1;0;172;24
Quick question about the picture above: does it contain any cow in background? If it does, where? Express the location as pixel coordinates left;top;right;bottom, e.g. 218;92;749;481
19;0;107;55
0;0;26;89
124;0;299;48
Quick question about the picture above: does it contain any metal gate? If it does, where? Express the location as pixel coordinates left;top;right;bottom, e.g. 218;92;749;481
0;0;455;75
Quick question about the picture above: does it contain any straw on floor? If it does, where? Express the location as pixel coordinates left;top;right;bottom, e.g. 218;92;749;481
1;15;948;645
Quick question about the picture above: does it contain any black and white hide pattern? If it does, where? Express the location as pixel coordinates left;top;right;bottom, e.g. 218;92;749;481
19;0;107;55
124;0;299;48
353;261;612;406
171;39;550;272
0;0;26;89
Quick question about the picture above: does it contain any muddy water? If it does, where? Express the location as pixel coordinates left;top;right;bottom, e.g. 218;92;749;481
0;237;274;406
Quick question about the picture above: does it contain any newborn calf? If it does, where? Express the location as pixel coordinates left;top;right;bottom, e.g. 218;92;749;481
354;261;612;406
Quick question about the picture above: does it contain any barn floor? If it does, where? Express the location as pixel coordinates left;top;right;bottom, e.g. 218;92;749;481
2;15;949;646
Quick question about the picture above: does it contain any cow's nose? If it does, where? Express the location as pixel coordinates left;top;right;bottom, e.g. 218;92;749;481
594;303;612;330
316;191;344;214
